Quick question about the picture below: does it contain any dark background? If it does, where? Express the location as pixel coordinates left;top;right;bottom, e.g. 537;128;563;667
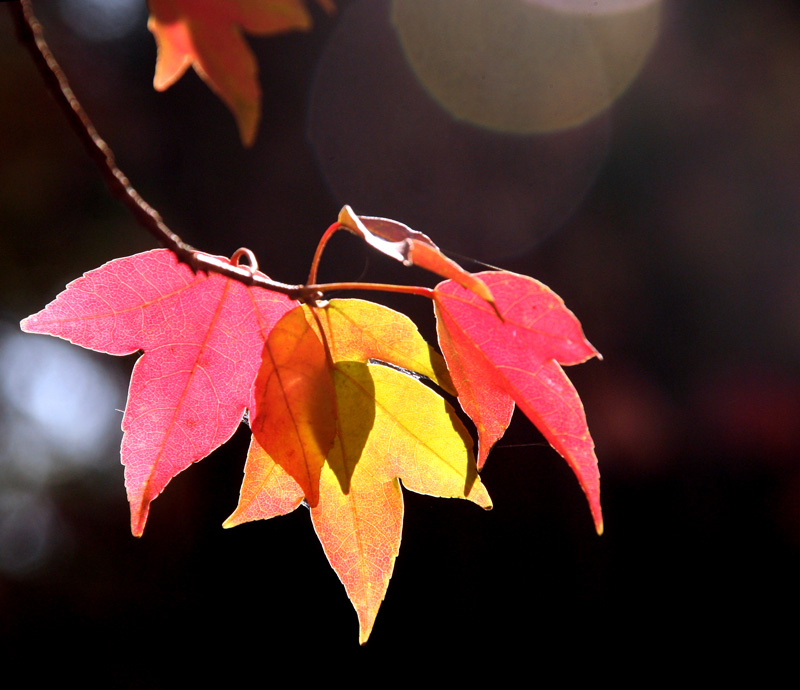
1;0;799;682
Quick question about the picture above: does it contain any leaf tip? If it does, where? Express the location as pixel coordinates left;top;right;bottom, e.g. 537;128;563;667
590;499;604;536
490;299;504;322
337;204;365;235
472;486;493;511
358;617;376;645
130;499;151;538
19;311;49;335
238;116;259;147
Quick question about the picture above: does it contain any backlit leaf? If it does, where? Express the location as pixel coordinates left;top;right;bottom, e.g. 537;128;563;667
147;0;334;145
251;304;337;507
315;298;456;395
434;270;603;534
20;249;296;535
227;300;490;642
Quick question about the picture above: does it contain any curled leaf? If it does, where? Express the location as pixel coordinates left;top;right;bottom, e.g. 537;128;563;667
337;205;495;307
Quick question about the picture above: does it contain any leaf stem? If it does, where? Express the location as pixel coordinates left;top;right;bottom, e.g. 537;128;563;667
305;281;435;299
307;222;342;285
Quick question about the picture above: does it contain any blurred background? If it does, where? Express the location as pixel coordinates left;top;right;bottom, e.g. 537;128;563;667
1;0;799;681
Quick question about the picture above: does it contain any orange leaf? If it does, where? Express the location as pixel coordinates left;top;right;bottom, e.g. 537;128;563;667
147;0;334;145
434;270;603;534
251;304;337;508
223;437;305;525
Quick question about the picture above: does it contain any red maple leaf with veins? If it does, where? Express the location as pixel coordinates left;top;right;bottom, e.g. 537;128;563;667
21;249;296;535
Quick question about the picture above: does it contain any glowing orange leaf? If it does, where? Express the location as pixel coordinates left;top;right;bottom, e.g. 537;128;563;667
147;0;334;145
251;304;336;507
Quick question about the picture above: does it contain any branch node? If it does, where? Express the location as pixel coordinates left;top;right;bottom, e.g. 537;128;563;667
231;248;259;274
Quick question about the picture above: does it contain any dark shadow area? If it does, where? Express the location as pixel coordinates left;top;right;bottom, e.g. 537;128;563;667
329;360;376;493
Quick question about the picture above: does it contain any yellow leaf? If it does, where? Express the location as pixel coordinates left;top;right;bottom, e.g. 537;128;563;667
318;362;490;643
227;359;489;643
228;297;488;643
317;298;456;394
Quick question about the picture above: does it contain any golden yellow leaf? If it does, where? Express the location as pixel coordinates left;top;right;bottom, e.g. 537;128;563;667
228;341;489;643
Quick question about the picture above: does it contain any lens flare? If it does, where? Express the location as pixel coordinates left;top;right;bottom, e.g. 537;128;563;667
308;0;609;260
392;0;661;133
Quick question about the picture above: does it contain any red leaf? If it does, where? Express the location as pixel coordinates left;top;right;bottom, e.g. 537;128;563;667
434;270;603;534
20;249;296;535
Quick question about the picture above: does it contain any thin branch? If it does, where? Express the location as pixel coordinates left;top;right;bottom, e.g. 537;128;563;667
8;0;304;298
9;1;441;306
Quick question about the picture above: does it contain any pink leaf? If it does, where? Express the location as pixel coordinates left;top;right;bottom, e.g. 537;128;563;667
21;249;296;535
434;270;603;534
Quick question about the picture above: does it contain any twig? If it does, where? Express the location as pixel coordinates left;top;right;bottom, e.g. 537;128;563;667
9;1;441;306
8;0;304;298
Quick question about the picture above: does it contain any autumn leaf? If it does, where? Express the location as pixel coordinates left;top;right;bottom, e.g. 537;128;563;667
20;249;296;536
315;297;456;395
338;206;496;307
251;304;337;507
227;300;491;643
249;297;458;502
434;270;603;534
147;0;335;145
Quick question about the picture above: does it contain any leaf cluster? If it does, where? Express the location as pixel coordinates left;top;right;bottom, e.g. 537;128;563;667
15;0;602;643
22;212;601;642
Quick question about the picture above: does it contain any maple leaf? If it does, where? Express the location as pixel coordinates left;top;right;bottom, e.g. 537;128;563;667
229;299;491;643
434;270;604;534
250;297;459;502
251;302;337;507
147;0;335;145
20;249;296;536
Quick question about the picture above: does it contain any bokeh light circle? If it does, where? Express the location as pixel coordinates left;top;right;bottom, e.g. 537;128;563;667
392;0;661;133
59;0;145;42
308;0;610;260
